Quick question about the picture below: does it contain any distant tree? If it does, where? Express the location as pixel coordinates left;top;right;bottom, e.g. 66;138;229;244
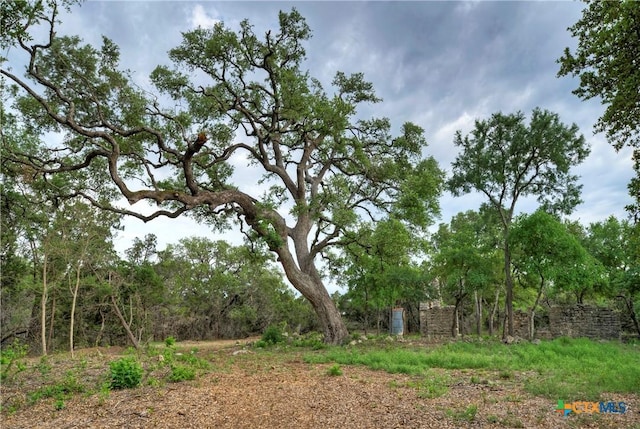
558;0;640;219
429;210;502;337
336;218;430;334
584;216;640;336
1;2;443;344
125;234;158;266
156;238;301;339
48;201;119;357
510;210;605;338
447;109;589;337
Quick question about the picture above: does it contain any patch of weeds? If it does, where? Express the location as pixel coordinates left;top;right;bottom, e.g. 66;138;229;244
97;382;110;404
37;356;52;377
28;371;85;409
499;370;514;380
499;412;524;428
408;371;450;399
446;404;478;422
168;364;196;382
124;346;137;355
176;349;211;370
504;394;523;403
292;332;326;350
1;400;23;415
327;364;342;376
305;337;640;399
109;356;143;389
470;375;486;384
147;377;162;387
54;399;65;410
0;340;28;382
164;336;176;347
487;415;499;424
78;357;88;370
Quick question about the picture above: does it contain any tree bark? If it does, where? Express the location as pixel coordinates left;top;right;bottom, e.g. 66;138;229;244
275;216;349;345
619;295;640;338
529;277;546;340
452;287;466;338
489;287;500;336
504;239;514;337
110;294;140;349
94;306;106;347
40;254;48;356
474;290;482;336
69;264;81;358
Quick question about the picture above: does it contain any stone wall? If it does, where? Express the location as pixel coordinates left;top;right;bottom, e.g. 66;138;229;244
419;302;621;340
419;302;455;338
512;310;530;339
549;305;621;340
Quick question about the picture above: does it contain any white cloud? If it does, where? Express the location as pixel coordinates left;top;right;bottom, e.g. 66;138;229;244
190;4;220;29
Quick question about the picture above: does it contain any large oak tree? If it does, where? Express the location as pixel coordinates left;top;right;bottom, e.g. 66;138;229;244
1;1;443;343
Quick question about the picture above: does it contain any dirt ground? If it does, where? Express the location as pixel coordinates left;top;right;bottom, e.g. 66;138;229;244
1;339;638;429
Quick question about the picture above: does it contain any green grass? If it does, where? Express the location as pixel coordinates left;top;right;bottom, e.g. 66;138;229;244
304;337;640;400
446;404;478;422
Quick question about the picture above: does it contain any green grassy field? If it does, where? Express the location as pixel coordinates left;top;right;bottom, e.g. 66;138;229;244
304;336;640;401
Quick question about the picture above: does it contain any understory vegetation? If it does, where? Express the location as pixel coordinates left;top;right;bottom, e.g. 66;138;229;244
1;334;638;415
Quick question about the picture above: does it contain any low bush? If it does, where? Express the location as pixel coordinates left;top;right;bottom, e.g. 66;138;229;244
109;356;143;389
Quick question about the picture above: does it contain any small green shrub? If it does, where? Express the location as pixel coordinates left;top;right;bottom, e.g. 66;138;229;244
0;341;28;381
54;399;65;410
37;356;52;377
164;336;176;347
177;350;211;370
499;370;514;380
109;356;143;389
168;364;196;382
261;325;284;345
327;364;342;376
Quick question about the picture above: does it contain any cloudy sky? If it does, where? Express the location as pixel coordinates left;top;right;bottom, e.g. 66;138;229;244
36;1;635;259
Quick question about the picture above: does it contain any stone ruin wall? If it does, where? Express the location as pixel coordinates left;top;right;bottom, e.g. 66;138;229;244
419;303;621;340
549;304;620;340
419;302;455;338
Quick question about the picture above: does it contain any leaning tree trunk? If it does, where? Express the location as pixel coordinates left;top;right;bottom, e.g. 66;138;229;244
275;245;348;344
268;217;350;345
110;295;140;349
313;286;349;344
